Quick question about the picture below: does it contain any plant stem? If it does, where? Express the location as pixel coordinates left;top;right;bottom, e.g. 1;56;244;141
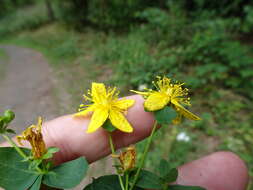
108;133;125;190
125;173;129;190
129;121;158;190
1;134;27;159
162;184;168;190
163;125;178;159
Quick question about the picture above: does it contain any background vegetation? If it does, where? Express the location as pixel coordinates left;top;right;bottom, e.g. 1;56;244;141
0;0;253;189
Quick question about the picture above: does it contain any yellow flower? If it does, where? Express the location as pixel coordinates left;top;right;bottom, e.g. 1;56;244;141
131;76;201;122
17;117;46;159
111;146;136;172
75;83;135;133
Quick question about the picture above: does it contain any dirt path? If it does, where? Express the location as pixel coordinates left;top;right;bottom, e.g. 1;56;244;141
0;45;113;190
0;45;59;137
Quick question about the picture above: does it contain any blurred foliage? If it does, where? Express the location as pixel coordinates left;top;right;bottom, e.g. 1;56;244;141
0;3;50;36
55;0;156;30
242;5;253;33
0;0;34;17
95;2;253;98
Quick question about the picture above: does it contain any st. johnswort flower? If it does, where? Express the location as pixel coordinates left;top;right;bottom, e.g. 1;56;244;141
131;76;201;122
17;117;46;159
75;83;135;133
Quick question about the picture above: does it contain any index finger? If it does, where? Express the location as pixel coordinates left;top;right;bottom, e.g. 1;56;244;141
42;95;155;164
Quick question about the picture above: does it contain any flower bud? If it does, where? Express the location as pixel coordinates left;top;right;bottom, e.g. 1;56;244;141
4;110;15;123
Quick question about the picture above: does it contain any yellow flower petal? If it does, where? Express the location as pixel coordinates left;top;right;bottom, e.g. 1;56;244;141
171;99;201;121
91;83;107;103
114;99;135;110
37;117;43;131
144;92;170;111
109;110;133;133
130;90;150;96
74;105;95;117
87;108;108;133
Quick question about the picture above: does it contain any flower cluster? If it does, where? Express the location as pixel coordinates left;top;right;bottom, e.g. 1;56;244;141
74;76;200;134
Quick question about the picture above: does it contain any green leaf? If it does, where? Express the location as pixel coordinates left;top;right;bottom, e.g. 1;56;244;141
135;170;163;189
0;117;4;128
42;147;59;159
84;175;144;190
43;157;88;188
6;128;16;134
0;147;39;190
168;185;206;190
47;147;60;154
158;159;171;177
103;119;116;132
29;175;43;190
162;168;178;183
84;175;121;190
154;106;177;125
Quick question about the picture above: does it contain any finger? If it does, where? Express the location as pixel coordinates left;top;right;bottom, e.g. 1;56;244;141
177;151;249;190
41;95;155;164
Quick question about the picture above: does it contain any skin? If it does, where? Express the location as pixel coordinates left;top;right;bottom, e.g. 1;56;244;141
1;95;249;190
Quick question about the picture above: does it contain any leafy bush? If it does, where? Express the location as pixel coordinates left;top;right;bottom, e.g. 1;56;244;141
136;3;188;46
97;33;154;87
87;0;152;29
54;0;88;28
0;3;50;36
183;24;253;97
0;0;34;17
96;32;184;89
241;5;253;33
181;0;252;17
97;10;253;98
56;0;156;29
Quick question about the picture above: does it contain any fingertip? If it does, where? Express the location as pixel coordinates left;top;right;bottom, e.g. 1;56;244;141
177;151;249;190
127;95;155;134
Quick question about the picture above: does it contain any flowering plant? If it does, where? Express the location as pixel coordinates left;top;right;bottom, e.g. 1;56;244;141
0;76;205;190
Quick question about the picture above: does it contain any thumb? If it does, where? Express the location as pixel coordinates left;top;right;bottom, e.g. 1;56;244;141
176;151;248;190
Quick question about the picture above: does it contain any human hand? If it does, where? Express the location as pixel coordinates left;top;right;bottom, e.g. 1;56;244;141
1;95;248;190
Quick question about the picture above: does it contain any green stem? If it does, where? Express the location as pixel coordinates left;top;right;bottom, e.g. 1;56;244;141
1;134;27;159
164;125;178;159
162;184;168;190
108;133;125;190
129;121;158;190
125;173;129;190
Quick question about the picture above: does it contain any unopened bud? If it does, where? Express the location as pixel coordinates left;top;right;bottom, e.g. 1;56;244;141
4;110;15;123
